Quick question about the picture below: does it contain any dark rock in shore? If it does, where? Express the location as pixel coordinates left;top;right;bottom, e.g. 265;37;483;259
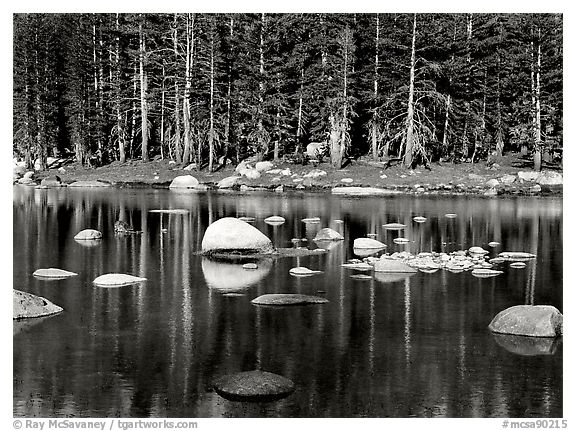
492;333;560;356
488;305;563;338
13;289;63;319
251;294;329;306
213;370;295;402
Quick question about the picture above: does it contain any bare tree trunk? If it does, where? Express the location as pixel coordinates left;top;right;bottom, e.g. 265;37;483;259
172;14;182;163
371;14;379;161
139;17;149;162
34;24;46;171
160;61;166;160
258;12;267;160
461;14;473;161
115;14;126;163
495;21;504;157
295;65;304;155
183;13;194;165
224;17;234;164
208;19;215;172
403;14;417;168
130;62;137;159
533;28;542;171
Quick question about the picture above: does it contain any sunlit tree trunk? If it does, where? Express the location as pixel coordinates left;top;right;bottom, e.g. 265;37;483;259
371;13;380;161
114;14;126;163
138;17;149;162
403;14;417;168
208;17;216;172
160;61;166;160
171;14;182;163
224;16;234;164
295;64;304;155
533;28;542;171
258;12;267;160
182;13;194;165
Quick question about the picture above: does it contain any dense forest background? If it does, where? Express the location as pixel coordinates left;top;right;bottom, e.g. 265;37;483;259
12;13;562;172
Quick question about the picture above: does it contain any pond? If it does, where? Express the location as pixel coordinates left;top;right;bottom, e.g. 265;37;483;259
12;186;563;418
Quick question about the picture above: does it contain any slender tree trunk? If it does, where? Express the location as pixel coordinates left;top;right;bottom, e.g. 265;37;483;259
130;62;137;159
172;14;182;163
403;14;417;168
495;21;504;157
371;14;380;160
461;14;473;161
23;40;33;168
182;13;194;165
208;19;215;172
295;64;304;155
224;17;234;164
160;62;166;160
34;24;46;171
258;12;267;160
139;18;149;162
115;14;126;163
533;28;542;171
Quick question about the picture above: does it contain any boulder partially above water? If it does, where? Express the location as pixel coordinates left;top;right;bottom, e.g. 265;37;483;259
201;217;276;255
313;228;344;241
251;294;328;306
213;370;295;402
13;289;63;319
488;305;563;338
33;268;78;279
74;229;102;240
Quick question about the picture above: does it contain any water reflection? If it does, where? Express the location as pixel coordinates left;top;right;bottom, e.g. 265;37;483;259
13;187;562;418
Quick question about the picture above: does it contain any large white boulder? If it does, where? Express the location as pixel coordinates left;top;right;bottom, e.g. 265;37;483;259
488;305;563;337
255;161;274;172
536;171;562;186
169;175;200;189
201;217;275;254
13;290;63;319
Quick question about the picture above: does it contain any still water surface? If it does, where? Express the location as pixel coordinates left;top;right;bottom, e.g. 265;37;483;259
13;186;562;418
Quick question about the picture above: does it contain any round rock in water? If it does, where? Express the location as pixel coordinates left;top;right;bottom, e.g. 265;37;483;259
289;267;322;276
251;294;329;306
313;228;344;241
510;262;527;269
353;238;386;250
471;269;503;278
33;268;78;279
383;223;406;230
242;263;258;270
264;215;286;225
413;216;427;223
469;246;489;255
74;229;102;240
444;213;457;219
488;305;563;338
214;370;295;402
202;217;275;254
93;273;147;287
499;251;537;261
13;289;63;319
393;237;410;244
488;241;501;247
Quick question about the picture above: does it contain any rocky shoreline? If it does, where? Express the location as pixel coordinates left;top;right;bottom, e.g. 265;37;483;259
13;155;563;197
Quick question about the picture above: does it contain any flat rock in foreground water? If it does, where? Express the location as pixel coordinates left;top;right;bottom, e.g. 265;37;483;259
13;289;63;319
93;273;147;287
213;370;295;402
33;268;78;279
488;305;563;338
251;294;328;306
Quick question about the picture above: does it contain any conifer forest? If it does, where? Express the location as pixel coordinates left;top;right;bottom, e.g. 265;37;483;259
12;13;563;172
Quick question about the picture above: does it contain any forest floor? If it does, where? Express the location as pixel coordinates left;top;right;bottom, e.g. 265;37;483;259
34;152;562;197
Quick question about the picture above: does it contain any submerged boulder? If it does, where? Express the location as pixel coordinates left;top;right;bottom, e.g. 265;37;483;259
488;305;563;338
213;370;295;402
201;217;275;255
251;294;328;306
14;290;63;319
492;333;560;356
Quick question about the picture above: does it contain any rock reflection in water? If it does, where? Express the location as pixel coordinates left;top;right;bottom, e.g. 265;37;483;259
201;258;272;293
493;333;561;356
